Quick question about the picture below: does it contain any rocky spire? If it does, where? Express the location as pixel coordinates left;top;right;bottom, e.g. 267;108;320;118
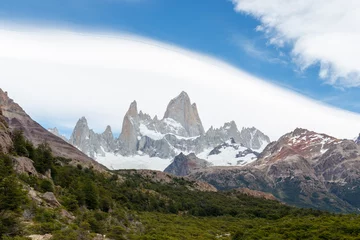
119;101;140;154
163;91;205;137
69;117;90;148
101;125;116;152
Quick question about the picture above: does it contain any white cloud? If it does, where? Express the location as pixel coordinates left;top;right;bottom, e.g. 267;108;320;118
232;0;360;87
0;25;360;140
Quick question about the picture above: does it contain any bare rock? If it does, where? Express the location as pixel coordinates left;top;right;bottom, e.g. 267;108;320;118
0;107;12;153
163;91;205;137
42;192;61;207
12;156;38;176
164;152;211;176
28;234;52;240
60;209;75;221
28;188;43;206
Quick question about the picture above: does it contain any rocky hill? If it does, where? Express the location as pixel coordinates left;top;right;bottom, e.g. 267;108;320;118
190;128;360;212
164;152;212;176
0;89;103;171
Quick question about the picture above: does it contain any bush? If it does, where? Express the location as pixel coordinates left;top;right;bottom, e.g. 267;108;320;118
39;179;54;193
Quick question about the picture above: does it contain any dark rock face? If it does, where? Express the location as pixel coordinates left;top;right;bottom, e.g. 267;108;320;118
164;153;211;176
190;128;360;213
0;89;104;171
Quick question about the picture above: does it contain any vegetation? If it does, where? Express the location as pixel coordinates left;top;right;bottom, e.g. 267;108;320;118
1;131;360;239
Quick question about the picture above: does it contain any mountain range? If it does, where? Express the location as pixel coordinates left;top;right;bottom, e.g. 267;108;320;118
2;87;360;213
188;128;360;212
51;91;270;170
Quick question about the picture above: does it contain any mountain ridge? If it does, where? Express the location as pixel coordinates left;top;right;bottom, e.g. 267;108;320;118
60;91;270;170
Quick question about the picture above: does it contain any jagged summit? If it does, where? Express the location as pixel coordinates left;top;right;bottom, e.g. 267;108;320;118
63;92;270;170
118;101;140;155
127;100;138;118
70;117;90;148
163;91;205;137
104;125;112;133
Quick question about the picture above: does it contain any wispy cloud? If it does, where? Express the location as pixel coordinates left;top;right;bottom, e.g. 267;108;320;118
231;35;287;65
231;0;360;88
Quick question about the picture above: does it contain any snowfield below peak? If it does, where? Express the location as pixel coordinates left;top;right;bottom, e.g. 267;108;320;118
96;151;171;171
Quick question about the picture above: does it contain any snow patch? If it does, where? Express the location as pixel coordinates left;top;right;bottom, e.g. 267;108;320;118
96;152;171;171
139;124;164;140
197;144;257;166
162;118;186;135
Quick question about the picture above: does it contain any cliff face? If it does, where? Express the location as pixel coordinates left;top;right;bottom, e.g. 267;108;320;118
163;91;205;137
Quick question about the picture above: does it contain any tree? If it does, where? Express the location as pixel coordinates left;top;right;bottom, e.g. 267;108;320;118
83;182;99;210
33;143;53;174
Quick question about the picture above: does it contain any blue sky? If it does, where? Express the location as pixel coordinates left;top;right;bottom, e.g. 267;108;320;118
1;0;360;114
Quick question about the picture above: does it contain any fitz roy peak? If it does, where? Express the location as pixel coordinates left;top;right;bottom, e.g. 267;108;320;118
163;91;205;137
64;91;271;170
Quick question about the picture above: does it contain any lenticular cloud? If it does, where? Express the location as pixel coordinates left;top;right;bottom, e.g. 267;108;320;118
232;0;360;87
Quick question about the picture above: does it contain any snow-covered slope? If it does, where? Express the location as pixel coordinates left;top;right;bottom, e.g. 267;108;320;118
96;151;171;171
197;139;259;166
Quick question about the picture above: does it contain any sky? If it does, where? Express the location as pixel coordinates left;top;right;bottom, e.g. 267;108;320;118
0;0;360;140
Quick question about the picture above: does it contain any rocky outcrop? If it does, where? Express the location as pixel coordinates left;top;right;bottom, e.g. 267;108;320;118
191;128;360;213
12;156;39;176
164;153;211;176
42;192;61;207
163;91;205;137
0;89;104;171
235;188;277;201
28;234;53;240
0;108;12;153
